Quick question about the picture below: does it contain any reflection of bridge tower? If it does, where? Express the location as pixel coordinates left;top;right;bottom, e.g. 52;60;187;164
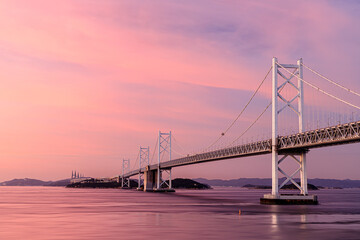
262;57;316;204
137;146;149;189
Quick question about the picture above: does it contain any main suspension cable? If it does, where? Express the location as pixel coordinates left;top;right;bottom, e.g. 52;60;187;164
228;76;293;147
228;101;271;146
172;134;187;157
129;150;140;173
302;63;360;98
205;66;272;150
150;137;158;164
277;63;360;110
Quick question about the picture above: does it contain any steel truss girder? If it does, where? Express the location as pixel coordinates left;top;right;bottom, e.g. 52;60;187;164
278;121;360;149
123;121;360;179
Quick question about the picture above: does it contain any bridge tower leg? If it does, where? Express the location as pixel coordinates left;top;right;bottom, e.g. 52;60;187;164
261;57;316;204
271;57;279;197
297;58;308;195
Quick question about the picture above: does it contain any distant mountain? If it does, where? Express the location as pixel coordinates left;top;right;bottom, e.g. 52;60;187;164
45;179;71;186
0;178;70;186
193;178;272;187
0;178;49;186
193;178;360;188
2;177;360;189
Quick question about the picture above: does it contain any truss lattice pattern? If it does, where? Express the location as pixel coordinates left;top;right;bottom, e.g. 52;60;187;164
123;121;360;178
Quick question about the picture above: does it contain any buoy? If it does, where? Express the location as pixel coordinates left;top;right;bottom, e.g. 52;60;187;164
239;210;241;215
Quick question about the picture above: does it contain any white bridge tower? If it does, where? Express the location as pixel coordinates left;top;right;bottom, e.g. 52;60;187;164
262;57;317;204
156;131;173;190
138;146;149;189
121;159;130;188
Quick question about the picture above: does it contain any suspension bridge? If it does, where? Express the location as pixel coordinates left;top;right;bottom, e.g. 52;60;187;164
118;57;360;204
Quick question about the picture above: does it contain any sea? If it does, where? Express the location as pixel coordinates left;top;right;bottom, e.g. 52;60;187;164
0;186;359;240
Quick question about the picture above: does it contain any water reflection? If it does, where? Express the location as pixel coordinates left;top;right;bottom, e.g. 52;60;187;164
300;214;307;229
0;187;359;240
271;213;278;229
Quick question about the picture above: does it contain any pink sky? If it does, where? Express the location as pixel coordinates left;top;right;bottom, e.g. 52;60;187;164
0;0;359;181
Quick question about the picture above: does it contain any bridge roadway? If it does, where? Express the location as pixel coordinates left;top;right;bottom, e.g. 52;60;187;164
123;121;360;178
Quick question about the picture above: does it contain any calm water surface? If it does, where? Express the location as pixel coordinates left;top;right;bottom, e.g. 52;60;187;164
0;186;359;239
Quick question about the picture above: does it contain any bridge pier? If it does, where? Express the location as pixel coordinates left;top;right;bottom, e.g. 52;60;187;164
261;150;317;204
147;131;175;192
143;167;174;192
261;57;317;204
143;168;156;191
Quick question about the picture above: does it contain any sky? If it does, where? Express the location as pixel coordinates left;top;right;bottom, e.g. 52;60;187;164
0;0;359;181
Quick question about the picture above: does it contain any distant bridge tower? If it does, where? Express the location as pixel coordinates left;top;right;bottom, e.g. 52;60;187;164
142;131;174;192
138;146;149;189
262;57;316;203
156;131;173;190
121;159;130;188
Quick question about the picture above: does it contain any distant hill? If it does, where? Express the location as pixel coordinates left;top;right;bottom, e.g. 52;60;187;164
168;178;211;189
44;179;71;186
66;179;137;188
0;178;70;186
1;178;50;186
2;177;360;189
194;178;360;188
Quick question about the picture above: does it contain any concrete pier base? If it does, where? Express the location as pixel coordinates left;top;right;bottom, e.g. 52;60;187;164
145;188;175;193
260;194;318;205
143;168;174;192
143;169;156;191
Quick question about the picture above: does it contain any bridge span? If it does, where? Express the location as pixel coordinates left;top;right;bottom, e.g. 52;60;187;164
118;58;360;204
123;121;360;178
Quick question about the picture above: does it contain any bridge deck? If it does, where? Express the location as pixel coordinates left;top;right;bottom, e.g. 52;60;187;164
123;121;360;178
